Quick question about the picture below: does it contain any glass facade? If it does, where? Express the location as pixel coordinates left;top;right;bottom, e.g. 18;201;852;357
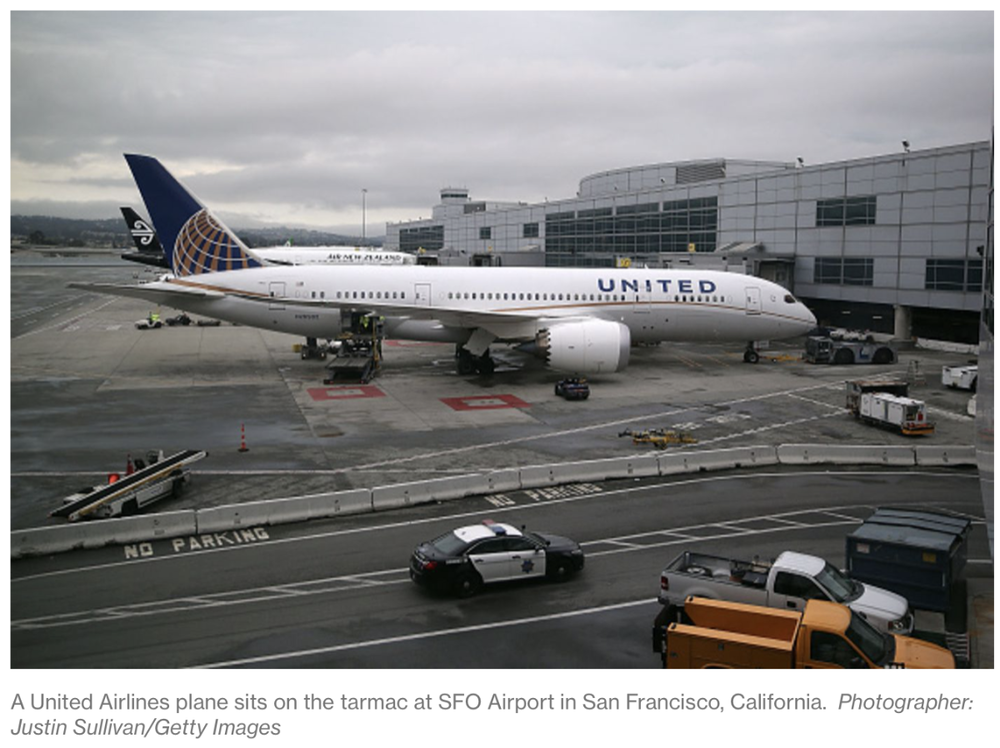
816;196;877;227
926;259;984;292
814;258;874;286
399;225;444;253
544;197;717;267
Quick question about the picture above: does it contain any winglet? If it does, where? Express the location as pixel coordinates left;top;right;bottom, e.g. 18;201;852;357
124;154;262;277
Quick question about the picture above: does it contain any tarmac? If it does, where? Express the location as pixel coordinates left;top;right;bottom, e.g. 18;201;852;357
9;254;995;667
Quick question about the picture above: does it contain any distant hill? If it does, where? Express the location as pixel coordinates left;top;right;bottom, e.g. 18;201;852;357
10;215;383;249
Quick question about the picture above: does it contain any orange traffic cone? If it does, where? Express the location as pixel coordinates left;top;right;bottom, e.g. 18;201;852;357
238;423;249;453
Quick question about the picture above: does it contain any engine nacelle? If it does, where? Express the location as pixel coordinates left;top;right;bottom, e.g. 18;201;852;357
533;319;631;373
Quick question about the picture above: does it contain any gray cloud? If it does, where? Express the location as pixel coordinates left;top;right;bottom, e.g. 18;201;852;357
10;11;993;234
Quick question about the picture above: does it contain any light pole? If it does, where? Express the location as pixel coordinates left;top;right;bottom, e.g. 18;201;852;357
362;188;368;243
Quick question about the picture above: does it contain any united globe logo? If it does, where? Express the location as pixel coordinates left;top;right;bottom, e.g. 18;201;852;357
172;209;262;276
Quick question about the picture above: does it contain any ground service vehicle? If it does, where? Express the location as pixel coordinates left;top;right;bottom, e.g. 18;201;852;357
656;596;955;669
410;520;584;597
50;449;207;521
859;392;934;435
942;364;978;391
657;550;913;633
135;313;162;330
845;379;909;415
555;377;590;400
805;336;896;365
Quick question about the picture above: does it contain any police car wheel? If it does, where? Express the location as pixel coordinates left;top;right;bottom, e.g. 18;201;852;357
549;559;572;582
453;571;482;598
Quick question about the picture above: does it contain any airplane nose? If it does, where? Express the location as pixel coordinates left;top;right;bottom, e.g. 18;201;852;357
800;304;817;330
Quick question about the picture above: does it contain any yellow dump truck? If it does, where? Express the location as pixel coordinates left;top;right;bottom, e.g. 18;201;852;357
658;596;954;669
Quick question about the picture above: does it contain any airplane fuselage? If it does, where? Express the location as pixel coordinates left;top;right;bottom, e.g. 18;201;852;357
149;265;814;346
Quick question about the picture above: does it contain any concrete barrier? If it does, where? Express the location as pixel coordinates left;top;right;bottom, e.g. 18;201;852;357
520;455;660;489
13;443;973;557
913;445;977;467
372;474;488;511
11;511;197;558
658;446;778;475
777;444;916;466
307;489;374;519
196;488;375;532
196;496;312;533
482;469;522;494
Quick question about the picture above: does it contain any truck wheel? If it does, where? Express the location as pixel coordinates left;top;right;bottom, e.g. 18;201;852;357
872;347;894;364
833;348;854;365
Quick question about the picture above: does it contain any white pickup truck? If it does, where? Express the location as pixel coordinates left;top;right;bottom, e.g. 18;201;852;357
656;550;914;634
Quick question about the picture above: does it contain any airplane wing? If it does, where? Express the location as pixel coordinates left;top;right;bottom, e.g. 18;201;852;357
293;297;565;342
69;281;225;307
69;279;587;343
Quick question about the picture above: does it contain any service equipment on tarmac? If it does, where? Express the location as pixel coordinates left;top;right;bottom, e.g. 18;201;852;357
941;364;978;391
50;449;207;521
846;508;972;614
655;549;913;633
654;596;955;669
805;336;896;365
618;428;697;449
858;391;934;435
845;379;910;416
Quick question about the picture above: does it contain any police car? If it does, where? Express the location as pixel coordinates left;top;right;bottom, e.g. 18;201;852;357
409;520;585;597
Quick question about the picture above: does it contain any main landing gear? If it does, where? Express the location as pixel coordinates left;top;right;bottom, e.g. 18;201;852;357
301;336;328;360
456;346;495;376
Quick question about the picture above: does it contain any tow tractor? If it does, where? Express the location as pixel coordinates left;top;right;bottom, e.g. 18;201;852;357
942;364;978;391
805;335;896;365
50;449;207;521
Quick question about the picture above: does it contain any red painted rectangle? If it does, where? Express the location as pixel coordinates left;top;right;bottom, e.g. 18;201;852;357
308;385;386;401
441;394;531;411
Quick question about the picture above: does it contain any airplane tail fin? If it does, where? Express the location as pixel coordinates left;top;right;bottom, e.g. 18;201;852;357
124;154;263;277
121;206;164;255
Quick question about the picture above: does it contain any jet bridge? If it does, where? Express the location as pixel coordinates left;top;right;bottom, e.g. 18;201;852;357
50;449;207;521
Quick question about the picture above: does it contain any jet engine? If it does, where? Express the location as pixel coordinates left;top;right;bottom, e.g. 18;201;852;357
531;319;631;373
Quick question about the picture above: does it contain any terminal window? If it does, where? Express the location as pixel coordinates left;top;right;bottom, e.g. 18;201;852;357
480;227;492;240
543;198;717;266
814;258;873;286
523;222;539;238
925;259;983;292
816;196;877;227
400;225;444;253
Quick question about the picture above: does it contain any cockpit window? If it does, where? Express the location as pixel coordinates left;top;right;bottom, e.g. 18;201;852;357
784;294;798;304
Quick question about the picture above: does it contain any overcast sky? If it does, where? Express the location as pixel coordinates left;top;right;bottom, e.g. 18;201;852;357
8;10;994;235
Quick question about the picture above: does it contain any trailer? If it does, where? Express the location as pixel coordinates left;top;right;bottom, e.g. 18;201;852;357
51;449;207;521
846;508;972;614
859;391;934;436
845;379;910;416
805;336;896;365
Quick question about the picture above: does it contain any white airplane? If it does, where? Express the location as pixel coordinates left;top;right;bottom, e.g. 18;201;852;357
119;207;414;269
74;154;816;375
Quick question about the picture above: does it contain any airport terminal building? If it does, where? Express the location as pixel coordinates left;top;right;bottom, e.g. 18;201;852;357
386;141;990;342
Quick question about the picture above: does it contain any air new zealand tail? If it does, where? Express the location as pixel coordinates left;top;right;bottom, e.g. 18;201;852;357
120;206;168;268
124;154;263;277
